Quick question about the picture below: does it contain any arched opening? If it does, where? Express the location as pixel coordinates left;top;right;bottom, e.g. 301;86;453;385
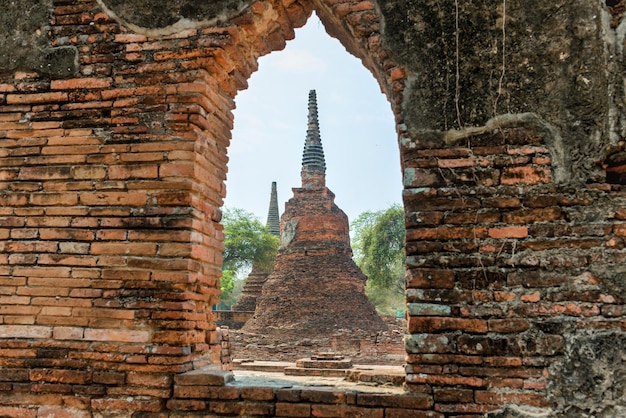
219;11;406;374
225;13;401;224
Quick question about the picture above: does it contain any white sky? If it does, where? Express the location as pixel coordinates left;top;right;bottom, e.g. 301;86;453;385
223;13;402;224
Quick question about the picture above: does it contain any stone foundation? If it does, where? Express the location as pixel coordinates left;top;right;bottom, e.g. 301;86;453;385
231;316;406;364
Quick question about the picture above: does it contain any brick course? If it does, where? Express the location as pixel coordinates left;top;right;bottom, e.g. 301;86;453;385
402;127;625;413
0;0;624;416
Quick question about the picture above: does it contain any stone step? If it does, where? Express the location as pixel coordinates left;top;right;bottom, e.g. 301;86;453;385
284;366;348;378
345;367;405;386
232;360;294;372
295;357;353;370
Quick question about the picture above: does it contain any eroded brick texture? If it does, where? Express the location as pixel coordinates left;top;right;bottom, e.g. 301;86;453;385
242;89;387;339
0;0;624;416
402;127;625;415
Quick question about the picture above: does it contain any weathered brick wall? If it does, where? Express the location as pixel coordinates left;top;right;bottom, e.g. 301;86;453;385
0;0;624;416
402;125;626;414
169;369;435;417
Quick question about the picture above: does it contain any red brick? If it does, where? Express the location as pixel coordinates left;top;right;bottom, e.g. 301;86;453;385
83;328;150;343
159;163;194;178
240;401;275;416
36;407;90;418
91;398;163;412
29;369;91;384
127;372;171;387
357;393;433;409
173;385;214;399
72;166;107;180
109;164;159;179
488;226;528;239
241;387;275;401
434;403;496;413
385;409;443;418
407;373;485;388
311;404;384;418
30;296;92;307
0;305;39;316
0;325;52;339
488;319;529;333
79;191;148;206
39;307;72;316
276;402;311;417
90;242;157;256
500;166;551;185
507;146;549;155
485;377;525;388
520;291;541;302
502;207;563;224
206;400;243;415
483;357;523;367
437;158;476;168
30;193;78;206
444;211;500;224
408;317;488;333
0;407;36;418
50;78;112;90
433;388;474;403
494;291;516;301
6;92;68;104
407;226;488;240
299;388;349;404
474;390;550;407
52;327;84;340
406;269;455;289
92;371;125;385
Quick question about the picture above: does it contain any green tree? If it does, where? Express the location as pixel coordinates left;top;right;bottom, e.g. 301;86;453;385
219;207;279;307
351;204;405;315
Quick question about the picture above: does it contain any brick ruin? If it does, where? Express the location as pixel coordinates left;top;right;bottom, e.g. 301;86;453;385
230;181;280;313
242;90;386;338
0;0;625;417
236;90;391;362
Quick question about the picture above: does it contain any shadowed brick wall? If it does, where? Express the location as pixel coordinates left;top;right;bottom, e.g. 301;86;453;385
0;0;624;416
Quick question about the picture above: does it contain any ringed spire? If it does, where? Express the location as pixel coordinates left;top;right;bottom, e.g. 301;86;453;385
301;89;326;188
266;181;280;236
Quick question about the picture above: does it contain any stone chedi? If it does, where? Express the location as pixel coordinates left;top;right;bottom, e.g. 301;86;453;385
243;90;386;337
231;182;280;312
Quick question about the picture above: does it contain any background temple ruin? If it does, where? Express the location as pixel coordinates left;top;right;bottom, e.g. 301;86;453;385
0;0;625;417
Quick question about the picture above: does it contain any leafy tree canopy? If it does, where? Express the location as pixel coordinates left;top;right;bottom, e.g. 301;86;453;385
351;204;405;313
219;207;279;306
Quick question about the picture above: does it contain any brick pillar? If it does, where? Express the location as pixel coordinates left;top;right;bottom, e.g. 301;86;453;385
0;3;251;412
0;70;232;405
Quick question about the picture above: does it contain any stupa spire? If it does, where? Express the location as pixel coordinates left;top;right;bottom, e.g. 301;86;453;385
266;181;280;236
301;89;326;188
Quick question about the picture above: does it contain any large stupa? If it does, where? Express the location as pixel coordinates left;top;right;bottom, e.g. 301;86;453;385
242;90;386;338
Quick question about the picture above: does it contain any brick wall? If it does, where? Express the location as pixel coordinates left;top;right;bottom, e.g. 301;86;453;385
0;0;624;416
402;125;625;414
169;368;437;417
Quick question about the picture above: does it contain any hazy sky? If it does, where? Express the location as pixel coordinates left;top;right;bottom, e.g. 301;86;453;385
223;13;402;224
